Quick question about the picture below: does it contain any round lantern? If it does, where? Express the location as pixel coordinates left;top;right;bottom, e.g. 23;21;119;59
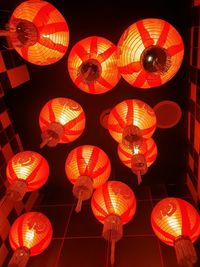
0;151;49;204
5;0;69;65
118;137;157;184
91;181;136;265
39;97;86;148
117;18;184;88
107;99;156;148
9;212;53;267
151;198;200;267
67;36;121;94
65;145;111;212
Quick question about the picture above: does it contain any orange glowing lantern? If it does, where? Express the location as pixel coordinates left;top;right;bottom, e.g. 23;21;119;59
118;137;157;184
0;151;49;207
3;0;69;65
39;97;86;148
91;181;136;265
107;99;156;148
117;18;184;88
67;36;121;94
9;212;53;267
65;145;111;212
151;198;200;267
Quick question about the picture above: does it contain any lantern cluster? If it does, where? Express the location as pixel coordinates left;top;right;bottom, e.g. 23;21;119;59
0;1;194;267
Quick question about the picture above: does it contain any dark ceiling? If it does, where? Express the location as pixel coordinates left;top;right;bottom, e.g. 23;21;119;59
2;0;191;201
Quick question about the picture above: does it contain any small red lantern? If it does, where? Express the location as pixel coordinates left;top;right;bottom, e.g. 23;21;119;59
65;145;111;212
0;151;49;207
117;18;184;88
6;0;69;65
67;36;120;94
91;181;136;265
107;99;156;148
9;212;53;267
151;198;200;267
118;137;157;184
39;97;86;148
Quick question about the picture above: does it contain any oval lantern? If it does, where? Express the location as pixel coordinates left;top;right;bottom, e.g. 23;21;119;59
7;0;69;65
68;36;120;94
151;198;200;267
117;18;184;88
39;97;86;148
65;145;111;212
0;151;49;204
107;99;156;148
91;181;136;265
9;212;53;267
118;137;157;184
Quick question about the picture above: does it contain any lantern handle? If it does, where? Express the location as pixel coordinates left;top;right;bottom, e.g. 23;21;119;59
137;170;142;185
111;239;115;266
40;136;53;148
75;190;84;213
0;30;11;37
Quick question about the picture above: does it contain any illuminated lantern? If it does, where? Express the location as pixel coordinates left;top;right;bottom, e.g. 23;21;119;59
107;99;156;148
91;181;136;265
4;0;69;65
0;151;49;208
151;198;200;267
65;145;111;212
68;36;120;94
118;137;157;184
117;18;184;88
8;212;53;267
39;97;86;148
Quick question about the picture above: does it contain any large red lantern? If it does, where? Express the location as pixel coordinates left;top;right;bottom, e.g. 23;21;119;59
118;137;157;184
9;212;53;267
151;198;200;267
68;36;120;94
117;18;184;88
6;0;69;65
91;181;136;265
107;99;156;148
65;145;111;212
39;97;86;148
0;151;49;207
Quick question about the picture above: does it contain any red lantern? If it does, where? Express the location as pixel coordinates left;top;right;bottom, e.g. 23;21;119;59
118;137;157;184
65;145;111;212
117;18;184;88
151;198;200;267
9;212;53;267
91;181;136;265
68;36;120;94
7;0;69;65
0;151;49;207
39;97;86;148
107;99;156;148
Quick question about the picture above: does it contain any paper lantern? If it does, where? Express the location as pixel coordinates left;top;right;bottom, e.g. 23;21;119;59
6;0;69;65
68;36;120;94
9;212;53;267
65;145;111;212
117;18;184;88
91;181;136;265
39;97;86;148
151;198;200;267
118;137;157;184
0;151;49;207
107;99;156;148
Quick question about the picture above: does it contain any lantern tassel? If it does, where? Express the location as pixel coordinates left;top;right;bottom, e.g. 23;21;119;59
0;194;9;208
111;239;116;266
75;190;84;213
8;247;30;267
40;136;53;148
174;236;198;267
137;171;142;185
